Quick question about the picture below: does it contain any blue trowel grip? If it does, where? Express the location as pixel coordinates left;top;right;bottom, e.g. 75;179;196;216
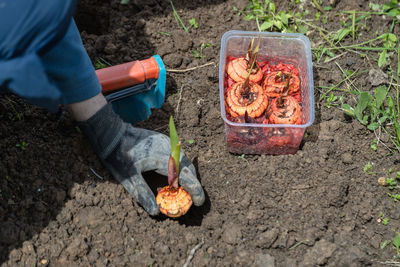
107;55;166;124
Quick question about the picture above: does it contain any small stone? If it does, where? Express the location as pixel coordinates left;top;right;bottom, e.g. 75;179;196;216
159;245;170;254
163;54;182;68
318;121;334;141
273;230;288;248
369;69;388;86
327;120;342;131
173;31;193;51
222;224;242;245
39;232;50;243
235;250;252;265
104;42;117;55
341;152;353;164
41;259;48;265
22;241;35;255
255;253;275;267
257;228;279;248
8;248;22;262
65;237;89;260
301;239;337;266
135;18;146;29
184;232;198;244
284;257;297;267
297;227;321;246
378;177;387;186
74;207;106;228
206;68;218;82
346;56;355;66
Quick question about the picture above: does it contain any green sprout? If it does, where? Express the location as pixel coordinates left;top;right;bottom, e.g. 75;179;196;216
325;93;339;108
243;0;308;33
168;116;180;188
371;139;378;151
238;154;248;162
363;161;374;174
158;31;171;36
192;43;212;59
94;59;107;70
170;0;188;32
379;212;389;225
394;234;400;255
5;96;24;121
94;58;111;70
189;18;198;29
16;141;28;151
388;193;400;202
380;239;391;249
386;177;397;189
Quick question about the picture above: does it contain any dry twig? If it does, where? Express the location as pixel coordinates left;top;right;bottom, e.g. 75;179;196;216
182;239;204;267
166;62;215;73
291;185;313;190
90;168;104;180
175;84;185;118
377;261;400;266
323;51;348;64
153;124;169;131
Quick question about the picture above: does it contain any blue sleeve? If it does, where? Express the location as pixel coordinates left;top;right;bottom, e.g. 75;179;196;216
0;0;100;111
0;54;63;111
0;0;76;58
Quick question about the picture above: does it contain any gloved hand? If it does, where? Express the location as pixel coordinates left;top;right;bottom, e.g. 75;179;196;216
77;103;205;215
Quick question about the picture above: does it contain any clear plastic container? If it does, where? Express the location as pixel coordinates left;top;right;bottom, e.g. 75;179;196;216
219;30;315;155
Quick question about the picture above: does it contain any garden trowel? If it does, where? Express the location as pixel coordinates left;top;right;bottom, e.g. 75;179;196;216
96;55;166;124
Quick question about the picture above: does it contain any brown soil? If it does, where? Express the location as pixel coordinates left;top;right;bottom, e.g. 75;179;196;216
1;0;400;266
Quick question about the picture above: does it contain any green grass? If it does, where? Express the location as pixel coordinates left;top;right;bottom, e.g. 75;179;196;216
94;58;111;70
192;43;212;59
5;96;24;121
16;141;28;151
189;18;198;29
170;0;188;32
187;139;195;144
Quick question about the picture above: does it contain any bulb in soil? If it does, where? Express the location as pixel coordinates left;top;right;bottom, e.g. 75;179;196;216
269;95;302;125
225;82;268;118
262;71;300;97
226;57;263;83
378;177;387;186
156;186;192;218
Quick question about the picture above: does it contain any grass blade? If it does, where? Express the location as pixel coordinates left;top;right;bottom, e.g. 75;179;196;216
169;116;180;173
170;0;188;32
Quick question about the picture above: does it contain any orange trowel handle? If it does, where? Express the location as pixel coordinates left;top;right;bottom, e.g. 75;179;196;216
96;57;160;93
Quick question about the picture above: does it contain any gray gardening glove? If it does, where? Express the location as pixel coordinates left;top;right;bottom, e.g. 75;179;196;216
77;103;205;216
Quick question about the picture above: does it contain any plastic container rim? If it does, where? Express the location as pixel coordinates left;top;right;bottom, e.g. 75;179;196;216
218;30;315;129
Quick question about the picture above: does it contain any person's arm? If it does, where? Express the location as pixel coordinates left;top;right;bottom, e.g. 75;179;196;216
0;0;205;216
67;92;107;121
